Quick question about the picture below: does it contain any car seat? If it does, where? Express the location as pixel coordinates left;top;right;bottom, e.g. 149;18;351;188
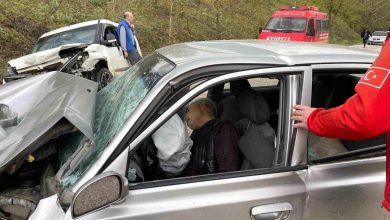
208;84;224;107
235;90;276;170
220;79;252;123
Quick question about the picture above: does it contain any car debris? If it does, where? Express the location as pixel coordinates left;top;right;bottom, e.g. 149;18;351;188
3;19;142;89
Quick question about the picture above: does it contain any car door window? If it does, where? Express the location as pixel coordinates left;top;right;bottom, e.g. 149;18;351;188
103;26;118;46
123;64;315;187
127;75;284;183
309;72;386;163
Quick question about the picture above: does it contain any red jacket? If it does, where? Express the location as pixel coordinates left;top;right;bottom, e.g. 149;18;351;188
308;39;390;211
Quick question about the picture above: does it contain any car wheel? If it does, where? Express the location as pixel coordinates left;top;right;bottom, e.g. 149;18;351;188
95;67;113;89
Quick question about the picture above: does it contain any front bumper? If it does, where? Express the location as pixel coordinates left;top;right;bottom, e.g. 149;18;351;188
368;40;386;45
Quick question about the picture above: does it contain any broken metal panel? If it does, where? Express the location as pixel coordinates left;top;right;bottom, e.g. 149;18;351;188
8;44;88;73
81;44;107;72
0;53;172;193
0;72;98;172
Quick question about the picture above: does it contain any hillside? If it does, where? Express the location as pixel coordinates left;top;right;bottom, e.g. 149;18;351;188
1;0;389;80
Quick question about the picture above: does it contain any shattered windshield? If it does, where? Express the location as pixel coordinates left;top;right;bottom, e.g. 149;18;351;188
32;24;97;53
265;17;307;32
60;53;174;189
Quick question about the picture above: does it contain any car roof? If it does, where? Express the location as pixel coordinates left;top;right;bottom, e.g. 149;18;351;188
40;19;117;38
157;40;378;67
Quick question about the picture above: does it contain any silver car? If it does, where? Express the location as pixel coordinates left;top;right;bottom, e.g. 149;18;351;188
0;41;387;220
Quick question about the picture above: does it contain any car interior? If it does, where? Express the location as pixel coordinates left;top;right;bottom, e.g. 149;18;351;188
103;26;118;46
309;73;386;162
128;76;281;183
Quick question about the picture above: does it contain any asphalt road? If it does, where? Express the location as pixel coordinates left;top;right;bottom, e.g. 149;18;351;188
350;44;383;53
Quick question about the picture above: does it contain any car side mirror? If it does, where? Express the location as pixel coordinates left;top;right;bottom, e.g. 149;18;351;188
71;171;128;219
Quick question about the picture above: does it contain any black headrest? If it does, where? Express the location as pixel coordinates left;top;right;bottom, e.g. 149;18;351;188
221;96;241;123
208;84;224;97
231;79;251;96
208;84;224;104
237;90;270;124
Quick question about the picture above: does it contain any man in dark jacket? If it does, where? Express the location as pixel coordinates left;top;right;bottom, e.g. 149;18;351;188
117;12;142;65
361;28;372;48
182;98;240;176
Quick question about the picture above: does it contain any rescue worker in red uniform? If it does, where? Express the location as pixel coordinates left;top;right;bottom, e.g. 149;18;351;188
292;39;390;212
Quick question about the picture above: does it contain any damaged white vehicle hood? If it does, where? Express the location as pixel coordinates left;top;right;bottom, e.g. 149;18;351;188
7;44;88;73
0;72;98;171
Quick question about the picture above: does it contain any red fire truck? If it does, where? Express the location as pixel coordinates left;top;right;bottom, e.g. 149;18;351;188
259;6;329;43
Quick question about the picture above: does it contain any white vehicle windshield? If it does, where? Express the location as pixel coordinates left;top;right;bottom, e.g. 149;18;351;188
265;17;307;32
32;24;98;53
372;31;387;36
59;53;175;189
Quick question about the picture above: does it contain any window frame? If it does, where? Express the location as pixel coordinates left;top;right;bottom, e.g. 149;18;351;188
125;66;311;189
100;24;118;45
308;64;386;165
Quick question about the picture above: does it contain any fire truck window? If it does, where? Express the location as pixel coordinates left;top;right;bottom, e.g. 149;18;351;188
307;19;315;36
265;17;307;32
316;20;322;32
321;20;329;32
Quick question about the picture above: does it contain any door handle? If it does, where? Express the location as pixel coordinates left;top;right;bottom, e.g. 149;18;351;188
250;202;293;220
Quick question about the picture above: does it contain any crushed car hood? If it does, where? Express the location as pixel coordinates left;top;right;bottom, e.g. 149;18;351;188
7;44;88;72
0;72;98;171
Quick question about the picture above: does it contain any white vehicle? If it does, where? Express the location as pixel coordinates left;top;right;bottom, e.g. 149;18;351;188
4;19;142;89
368;31;388;45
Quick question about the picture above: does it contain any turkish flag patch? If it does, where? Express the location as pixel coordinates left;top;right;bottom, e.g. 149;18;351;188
358;66;390;89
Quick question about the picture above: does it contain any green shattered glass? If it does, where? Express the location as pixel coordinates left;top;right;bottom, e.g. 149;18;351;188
60;54;174;188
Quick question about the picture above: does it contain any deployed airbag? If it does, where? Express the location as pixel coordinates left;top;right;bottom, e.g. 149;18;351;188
152;114;192;175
